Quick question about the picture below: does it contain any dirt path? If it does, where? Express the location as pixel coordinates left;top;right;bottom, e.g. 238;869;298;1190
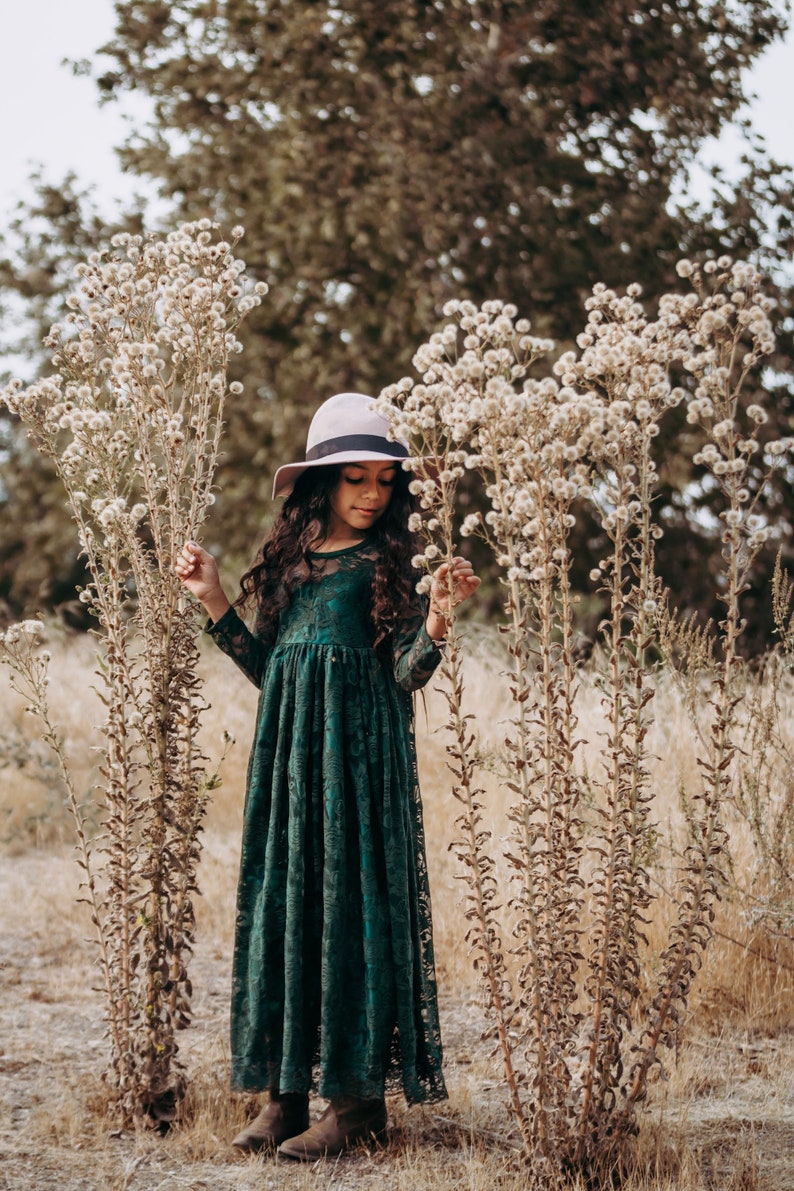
0;852;504;1191
2;852;794;1191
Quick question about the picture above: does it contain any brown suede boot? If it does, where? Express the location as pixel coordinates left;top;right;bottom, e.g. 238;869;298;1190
232;1090;310;1153
277;1096;387;1161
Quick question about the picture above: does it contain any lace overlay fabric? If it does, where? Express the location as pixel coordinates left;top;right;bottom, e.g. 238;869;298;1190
208;541;447;1103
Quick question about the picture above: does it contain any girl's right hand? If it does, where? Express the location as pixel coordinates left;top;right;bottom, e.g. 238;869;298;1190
175;542;232;622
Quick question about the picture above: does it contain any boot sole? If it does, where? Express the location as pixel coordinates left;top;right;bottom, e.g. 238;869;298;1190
278;1125;388;1162
232;1115;311;1153
232;1135;278;1153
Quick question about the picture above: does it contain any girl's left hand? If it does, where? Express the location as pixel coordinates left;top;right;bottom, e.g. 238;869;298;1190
427;557;481;638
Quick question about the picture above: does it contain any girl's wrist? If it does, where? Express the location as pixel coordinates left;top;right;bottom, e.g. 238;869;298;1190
426;601;448;641
203;589;233;624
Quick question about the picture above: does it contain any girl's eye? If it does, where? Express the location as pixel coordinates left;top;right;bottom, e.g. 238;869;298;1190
342;473;396;486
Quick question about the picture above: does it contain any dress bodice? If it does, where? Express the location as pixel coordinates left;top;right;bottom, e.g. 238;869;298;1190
208;540;443;694
276;542;379;650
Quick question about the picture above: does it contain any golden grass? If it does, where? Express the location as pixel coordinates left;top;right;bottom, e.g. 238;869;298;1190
2;627;794;1188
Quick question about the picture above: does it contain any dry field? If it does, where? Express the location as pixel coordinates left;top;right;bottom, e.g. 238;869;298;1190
2;629;794;1190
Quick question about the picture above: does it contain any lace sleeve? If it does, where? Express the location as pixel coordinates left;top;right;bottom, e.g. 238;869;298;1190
206;605;271;688
392;605;445;693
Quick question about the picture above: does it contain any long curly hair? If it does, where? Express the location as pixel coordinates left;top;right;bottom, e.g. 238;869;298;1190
235;464;421;652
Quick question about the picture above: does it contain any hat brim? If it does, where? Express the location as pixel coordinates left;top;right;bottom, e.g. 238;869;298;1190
272;450;412;499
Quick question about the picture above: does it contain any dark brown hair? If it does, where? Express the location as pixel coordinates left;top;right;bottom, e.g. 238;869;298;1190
235;464;421;652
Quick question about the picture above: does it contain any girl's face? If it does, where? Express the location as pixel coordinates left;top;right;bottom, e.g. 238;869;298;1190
327;460;398;540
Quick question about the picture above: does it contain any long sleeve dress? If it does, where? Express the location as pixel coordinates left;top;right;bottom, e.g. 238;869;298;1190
207;540;448;1105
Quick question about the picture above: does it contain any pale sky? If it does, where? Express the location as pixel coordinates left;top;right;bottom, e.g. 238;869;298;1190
0;0;149;215
0;0;792;218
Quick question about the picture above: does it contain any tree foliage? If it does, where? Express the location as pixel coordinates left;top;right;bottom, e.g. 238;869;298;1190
1;0;792;645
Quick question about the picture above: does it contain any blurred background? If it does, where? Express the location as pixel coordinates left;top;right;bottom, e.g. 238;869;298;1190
1;0;792;651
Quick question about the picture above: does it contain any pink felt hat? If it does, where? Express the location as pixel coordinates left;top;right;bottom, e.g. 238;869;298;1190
272;392;410;499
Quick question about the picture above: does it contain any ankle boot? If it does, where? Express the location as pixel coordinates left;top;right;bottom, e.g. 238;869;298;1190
232;1090;310;1153
277;1095;387;1161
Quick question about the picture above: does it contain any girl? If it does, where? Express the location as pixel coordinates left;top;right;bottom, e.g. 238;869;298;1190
176;392;479;1161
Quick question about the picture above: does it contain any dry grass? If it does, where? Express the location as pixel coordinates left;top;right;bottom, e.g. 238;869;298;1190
2;629;794;1188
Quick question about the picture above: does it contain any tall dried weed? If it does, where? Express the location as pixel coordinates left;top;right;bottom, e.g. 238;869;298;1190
0;222;264;1125
379;257;792;1183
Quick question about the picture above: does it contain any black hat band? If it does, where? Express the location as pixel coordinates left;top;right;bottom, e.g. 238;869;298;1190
305;434;409;462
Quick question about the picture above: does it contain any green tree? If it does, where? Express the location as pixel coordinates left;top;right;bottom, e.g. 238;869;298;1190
1;0;792;645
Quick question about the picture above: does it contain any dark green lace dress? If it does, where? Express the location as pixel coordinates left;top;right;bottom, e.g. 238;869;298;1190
208;541;447;1104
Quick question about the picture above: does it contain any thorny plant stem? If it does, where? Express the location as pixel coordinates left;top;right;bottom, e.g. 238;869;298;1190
477;426;558;1154
497;519;550;1151
106;598;135;1045
432;473;531;1150
624;397;743;1118
446;626;531;1146
624;579;738;1112
554;494;579;856
3;644;122;1061
536;485;580;1038
578;512;629;1147
72;510;138;1042
621;424;659;922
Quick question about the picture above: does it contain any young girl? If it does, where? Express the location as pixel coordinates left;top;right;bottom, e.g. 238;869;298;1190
176;392;479;1161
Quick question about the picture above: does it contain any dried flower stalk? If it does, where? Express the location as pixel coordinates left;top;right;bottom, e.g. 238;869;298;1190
380;258;791;1182
0;222;264;1124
